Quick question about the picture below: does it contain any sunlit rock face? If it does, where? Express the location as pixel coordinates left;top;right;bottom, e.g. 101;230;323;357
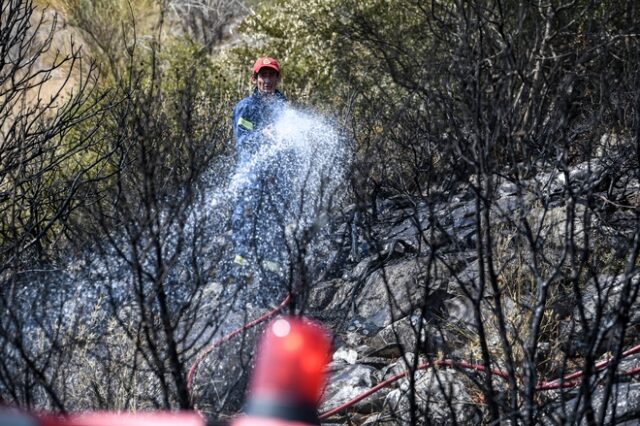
309;154;640;424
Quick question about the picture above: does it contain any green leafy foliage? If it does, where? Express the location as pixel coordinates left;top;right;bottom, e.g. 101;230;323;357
74;36;235;226
238;0;640;191
236;0;347;105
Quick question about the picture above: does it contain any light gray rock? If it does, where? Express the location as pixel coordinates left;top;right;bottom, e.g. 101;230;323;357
595;133;629;158
321;364;384;415
333;347;358;365
354;259;428;330
307;278;358;311
548;383;640;425
527;203;588;251
563;272;640;355
383;367;480;425
370;316;429;356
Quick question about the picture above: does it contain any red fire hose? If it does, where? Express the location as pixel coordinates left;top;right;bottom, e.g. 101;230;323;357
187;297;640;419
535;342;640;390
319;343;640;419
186;293;292;393
319;359;510;420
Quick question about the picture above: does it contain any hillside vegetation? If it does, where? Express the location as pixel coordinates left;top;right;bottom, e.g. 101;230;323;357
2;0;640;424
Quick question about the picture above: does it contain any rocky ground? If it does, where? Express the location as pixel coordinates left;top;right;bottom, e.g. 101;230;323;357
302;140;640;424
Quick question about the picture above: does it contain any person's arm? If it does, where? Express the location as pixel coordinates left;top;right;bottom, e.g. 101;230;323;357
232;101;261;163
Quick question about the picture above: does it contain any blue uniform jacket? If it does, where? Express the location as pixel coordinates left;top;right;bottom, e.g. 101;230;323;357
232;88;286;165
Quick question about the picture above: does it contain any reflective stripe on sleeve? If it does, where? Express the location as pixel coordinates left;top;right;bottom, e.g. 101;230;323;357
238;117;254;131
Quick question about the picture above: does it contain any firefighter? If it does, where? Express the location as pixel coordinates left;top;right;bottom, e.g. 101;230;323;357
232;57;286;166
230;57;289;300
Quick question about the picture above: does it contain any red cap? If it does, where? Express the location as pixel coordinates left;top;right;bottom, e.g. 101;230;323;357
234;316;331;425
252;57;281;74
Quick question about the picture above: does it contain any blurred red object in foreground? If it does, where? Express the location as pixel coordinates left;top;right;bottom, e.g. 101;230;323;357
231;316;332;426
0;410;205;426
37;412;205;426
